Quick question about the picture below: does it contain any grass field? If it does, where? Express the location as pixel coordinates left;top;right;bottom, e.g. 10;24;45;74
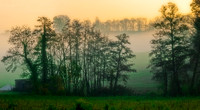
127;52;159;94
0;93;200;110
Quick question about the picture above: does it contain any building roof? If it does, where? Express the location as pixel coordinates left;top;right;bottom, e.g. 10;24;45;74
0;84;13;91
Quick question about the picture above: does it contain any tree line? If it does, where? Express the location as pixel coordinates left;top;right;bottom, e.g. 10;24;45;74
2;1;200;96
149;1;200;96
1;16;135;95
93;17;153;32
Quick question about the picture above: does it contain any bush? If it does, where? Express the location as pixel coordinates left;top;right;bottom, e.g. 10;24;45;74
91;85;134;96
48;75;66;95
114;85;134;96
74;99;93;110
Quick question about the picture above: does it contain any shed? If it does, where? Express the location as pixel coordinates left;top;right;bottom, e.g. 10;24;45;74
15;79;31;92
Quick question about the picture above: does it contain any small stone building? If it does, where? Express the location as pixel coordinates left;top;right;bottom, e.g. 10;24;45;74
15;79;31;92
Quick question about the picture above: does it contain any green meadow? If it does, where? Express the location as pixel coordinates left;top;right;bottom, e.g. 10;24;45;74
0;94;200;110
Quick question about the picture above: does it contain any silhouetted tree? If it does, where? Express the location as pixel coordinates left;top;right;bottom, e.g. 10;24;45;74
109;33;136;91
2;15;136;96
53;15;71;92
190;0;200;94
94;18;151;32
53;15;70;33
1;26;39;92
149;29;170;95
150;2;190;96
34;17;56;88
71;20;82;93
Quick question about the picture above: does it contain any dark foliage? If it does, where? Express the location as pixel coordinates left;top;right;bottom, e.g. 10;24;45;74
149;2;191;96
2;16;135;96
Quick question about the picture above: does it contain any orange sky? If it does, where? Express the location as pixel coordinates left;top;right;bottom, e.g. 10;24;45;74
0;0;192;32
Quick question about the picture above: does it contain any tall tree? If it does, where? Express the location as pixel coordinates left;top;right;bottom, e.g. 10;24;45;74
71;20;83;93
190;0;200;94
34;17;56;86
82;20;93;95
53;15;71;91
1;26;39;92
149;29;170;95
149;2;190;96
109;33;136;91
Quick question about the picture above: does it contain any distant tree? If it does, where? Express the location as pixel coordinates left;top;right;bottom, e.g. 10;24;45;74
93;17;151;32
136;18;142;31
190;0;200;94
149;2;190;96
93;17;101;31
105;20;112;32
53;15;70;33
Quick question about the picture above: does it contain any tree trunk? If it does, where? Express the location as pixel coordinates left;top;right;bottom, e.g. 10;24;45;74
110;72;114;90
114;50;121;90
163;69;168;96
23;44;38;92
41;24;48;86
190;55;199;94
170;22;181;96
68;36;72;93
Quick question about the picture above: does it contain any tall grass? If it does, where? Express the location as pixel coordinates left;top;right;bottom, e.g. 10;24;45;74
0;94;199;110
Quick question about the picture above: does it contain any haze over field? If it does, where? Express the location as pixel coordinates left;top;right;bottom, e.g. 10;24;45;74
0;31;155;89
0;32;20;87
1;0;200;109
0;0;193;92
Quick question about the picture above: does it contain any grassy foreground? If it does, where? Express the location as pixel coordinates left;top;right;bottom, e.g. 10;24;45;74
0;93;200;110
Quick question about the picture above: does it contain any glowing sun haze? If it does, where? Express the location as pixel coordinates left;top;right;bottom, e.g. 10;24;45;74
0;0;191;32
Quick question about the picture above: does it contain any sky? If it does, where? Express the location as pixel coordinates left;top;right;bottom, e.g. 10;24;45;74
0;0;192;32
